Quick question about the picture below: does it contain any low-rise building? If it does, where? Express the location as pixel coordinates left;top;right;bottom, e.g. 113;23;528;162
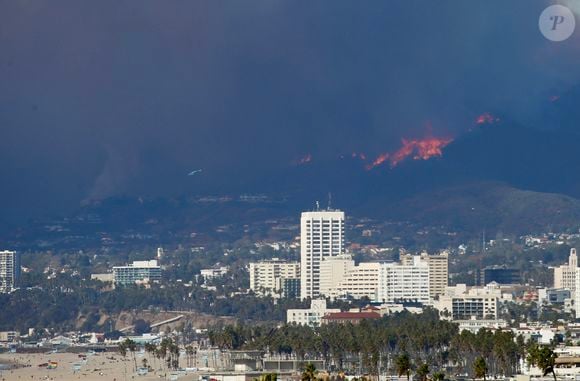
286;299;340;327
0;331;19;342
200;266;229;280
538;288;571;304
113;260;161;286
90;273;114;283
321;310;381;325
456;317;508;333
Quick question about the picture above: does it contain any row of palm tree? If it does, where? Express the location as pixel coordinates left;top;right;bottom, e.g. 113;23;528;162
208;310;556;379
118;337;182;373
118;338;138;372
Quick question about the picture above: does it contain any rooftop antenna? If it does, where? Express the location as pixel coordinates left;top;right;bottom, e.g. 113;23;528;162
316;201;320;211
327;192;332;210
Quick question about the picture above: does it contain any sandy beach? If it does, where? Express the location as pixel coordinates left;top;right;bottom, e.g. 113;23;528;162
0;351;196;381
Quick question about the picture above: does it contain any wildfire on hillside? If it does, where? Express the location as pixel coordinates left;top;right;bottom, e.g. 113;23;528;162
475;112;500;125
366;136;453;170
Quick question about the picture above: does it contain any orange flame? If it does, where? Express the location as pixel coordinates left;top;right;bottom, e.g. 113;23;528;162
367;136;452;170
365;153;390;170
476;112;500;125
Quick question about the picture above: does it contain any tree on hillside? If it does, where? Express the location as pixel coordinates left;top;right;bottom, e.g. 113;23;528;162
133;319;151;335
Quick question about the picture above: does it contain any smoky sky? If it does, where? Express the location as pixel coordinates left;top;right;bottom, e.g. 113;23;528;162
1;0;580;223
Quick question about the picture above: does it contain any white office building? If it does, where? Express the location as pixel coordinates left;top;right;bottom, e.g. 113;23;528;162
113;260;162;286
336;262;381;300
319;254;355;299
402;251;449;300
434;283;500;320
249;259;300;296
286;299;340;327
376;257;430;304
555;248;578;293
300;209;345;299
0;250;20;293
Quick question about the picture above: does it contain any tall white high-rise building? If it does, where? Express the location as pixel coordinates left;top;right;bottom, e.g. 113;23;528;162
300;209;345;299
554;248;578;294
0;250;21;293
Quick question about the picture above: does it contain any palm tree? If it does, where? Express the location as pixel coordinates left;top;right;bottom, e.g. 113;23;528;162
118;340;127;357
395;353;412;381
144;343;157;370
124;339;138;372
432;371;445;381
527;344;557;381
302;362;318;381
417;363;429;381
170;341;180;370
118;341;128;381
261;373;278;381
185;345;195;368
474;357;487;381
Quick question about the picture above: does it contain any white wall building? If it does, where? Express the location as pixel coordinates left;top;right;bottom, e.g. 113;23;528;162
249;259;300;296
300;209;345;299
319;254;354;299
113;260;161;286
456;317;508;333
286;299;340;327
337;262;380;300
200;266;229;280
376;257;430;304
401;251;448;301
434;283;501;320
554;248;578;293
0;250;20;293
